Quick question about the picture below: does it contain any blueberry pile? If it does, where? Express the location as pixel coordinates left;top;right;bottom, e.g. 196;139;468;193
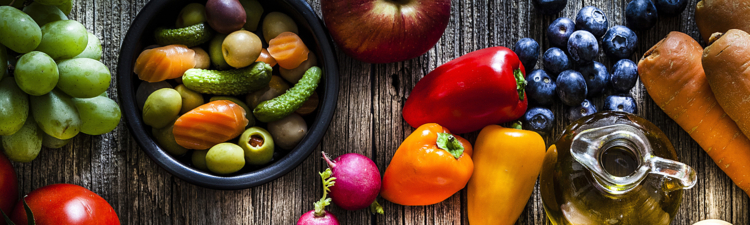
516;4;673;135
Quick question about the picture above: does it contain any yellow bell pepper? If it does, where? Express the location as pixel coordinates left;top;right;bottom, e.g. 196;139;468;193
467;124;546;225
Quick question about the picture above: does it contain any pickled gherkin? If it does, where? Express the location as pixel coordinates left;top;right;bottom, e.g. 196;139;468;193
2;116;43;163
0;77;29;135
31;89;81;140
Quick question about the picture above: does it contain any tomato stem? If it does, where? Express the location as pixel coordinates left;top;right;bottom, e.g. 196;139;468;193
512;121;523;130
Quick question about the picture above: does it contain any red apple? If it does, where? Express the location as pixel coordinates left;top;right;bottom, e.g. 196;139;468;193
321;0;451;64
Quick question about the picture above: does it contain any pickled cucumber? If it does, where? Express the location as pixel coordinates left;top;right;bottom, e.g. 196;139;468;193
209;96;255;127
182;61;272;95
154;23;213;47
30;89;81;140
42;132;71;149
2;116;43;163
0;77;29;135
72;95;121;135
253;66;321;123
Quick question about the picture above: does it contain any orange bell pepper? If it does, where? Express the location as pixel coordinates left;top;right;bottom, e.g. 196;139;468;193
467;124;546;225
381;123;474;206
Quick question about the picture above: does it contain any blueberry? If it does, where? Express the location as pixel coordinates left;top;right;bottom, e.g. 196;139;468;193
556;70;587;106
579;61;609;97
567;30;599;64
604;94;638;114
547;17;576;49
522;107;555;135
533;0;568;15
602;25;638;59
626;0;658;30
543;47;571;78
527;70;557;106
575;6;608;38
655;0;688;17
514;38;540;71
567;99;597;122
611;59;638;93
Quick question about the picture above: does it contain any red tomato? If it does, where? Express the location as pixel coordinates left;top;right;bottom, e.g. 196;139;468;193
0;153;18;225
10;184;120;225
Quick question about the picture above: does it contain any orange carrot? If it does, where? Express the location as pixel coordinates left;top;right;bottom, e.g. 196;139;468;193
267;32;309;69
638;31;750;195
173;100;248;150
256;48;277;67
134;45;195;83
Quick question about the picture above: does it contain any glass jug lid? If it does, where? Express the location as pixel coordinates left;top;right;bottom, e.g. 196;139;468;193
570;124;697;195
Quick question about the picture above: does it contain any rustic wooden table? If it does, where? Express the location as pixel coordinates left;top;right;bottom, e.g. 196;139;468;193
10;0;750;224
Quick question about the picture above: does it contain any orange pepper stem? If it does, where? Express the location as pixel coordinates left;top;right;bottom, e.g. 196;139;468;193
436;133;465;159
313;167;336;217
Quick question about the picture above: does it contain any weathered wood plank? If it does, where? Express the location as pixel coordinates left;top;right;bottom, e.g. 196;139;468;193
9;0;750;224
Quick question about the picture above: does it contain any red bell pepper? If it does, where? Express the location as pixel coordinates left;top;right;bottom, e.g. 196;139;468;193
402;46;527;134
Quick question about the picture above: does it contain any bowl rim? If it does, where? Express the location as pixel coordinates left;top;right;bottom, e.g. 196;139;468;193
117;0;339;190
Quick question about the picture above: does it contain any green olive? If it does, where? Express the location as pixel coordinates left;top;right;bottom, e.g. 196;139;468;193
206;143;246;175
239;127;274;166
267;113;307;149
262;12;298;43
175;3;207;28
239;0;263;31
246;76;290;108
192;47;210;69
295;91;318;115
136;81;172;110
175;84;204;114
209;96;255;127
42;132;71;149
280;52;317;84
152;123;188;156
222;30;263;69
191;150;209;171
143;88;182;128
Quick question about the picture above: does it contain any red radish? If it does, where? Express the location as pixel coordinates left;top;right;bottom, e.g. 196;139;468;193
297;168;340;225
322;152;383;212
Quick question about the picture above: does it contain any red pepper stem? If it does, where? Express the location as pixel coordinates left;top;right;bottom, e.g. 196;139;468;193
436;133;465;159
514;69;527;101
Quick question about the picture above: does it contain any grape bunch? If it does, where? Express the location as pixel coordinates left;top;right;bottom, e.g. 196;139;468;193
0;1;121;163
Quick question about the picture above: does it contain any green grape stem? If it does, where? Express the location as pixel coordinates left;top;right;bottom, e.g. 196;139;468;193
313;167;336;217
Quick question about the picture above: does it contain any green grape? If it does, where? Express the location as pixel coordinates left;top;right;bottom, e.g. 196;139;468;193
56;58;111;98
2;115;43;163
175;3;206;28
0;77;29;135
15;51;59;96
53;0;72;15
23;2;68;27
72;95;121;135
73;32;102;60
36;20;88;60
42;132;71;148
30;89;81;140
0;45;6;81
0;6;42;53
34;0;70;6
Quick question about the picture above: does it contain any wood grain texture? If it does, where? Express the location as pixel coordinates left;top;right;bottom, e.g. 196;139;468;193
9;0;749;224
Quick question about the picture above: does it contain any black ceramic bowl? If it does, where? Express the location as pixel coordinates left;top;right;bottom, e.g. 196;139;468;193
117;0;338;189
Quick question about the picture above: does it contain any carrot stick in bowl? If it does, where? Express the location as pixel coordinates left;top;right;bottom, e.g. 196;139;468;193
638;31;750;195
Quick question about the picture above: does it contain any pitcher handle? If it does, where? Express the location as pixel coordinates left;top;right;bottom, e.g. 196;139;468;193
649;156;697;190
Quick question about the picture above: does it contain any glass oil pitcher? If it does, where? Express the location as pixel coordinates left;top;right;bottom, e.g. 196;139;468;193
540;111;696;225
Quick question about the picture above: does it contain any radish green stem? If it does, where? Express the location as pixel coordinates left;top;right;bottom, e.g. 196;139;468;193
313;168;336;217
